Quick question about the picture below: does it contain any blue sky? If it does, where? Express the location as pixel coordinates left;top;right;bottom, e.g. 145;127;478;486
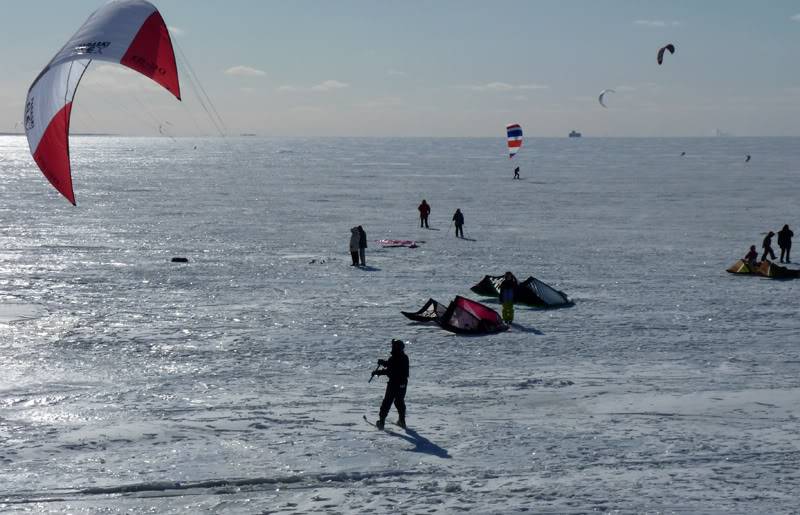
2;1;800;137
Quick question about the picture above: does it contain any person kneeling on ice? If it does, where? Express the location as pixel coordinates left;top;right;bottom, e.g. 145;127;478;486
499;271;518;323
371;339;409;429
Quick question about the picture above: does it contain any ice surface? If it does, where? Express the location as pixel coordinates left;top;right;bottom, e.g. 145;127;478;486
1;135;799;513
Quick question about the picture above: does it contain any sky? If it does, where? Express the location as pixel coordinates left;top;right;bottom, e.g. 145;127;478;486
2;0;800;137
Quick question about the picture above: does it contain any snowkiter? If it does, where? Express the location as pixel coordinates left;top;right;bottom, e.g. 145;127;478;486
762;231;776;262
371;339;409;430
499;271;518;323
744;245;758;265
778;224;793;264
514;166;520;179
349;227;360;266
418;200;431;228
452;209;464;238
358;225;367;266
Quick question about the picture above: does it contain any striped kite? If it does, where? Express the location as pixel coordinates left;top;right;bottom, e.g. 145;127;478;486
506;123;523;158
24;0;181;205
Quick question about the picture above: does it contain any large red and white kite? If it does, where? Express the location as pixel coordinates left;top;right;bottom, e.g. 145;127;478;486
24;0;181;205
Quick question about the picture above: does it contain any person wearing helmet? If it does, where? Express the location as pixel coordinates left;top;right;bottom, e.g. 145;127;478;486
371;339;410;429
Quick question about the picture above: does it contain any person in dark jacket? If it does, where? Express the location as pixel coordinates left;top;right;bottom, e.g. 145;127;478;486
744;245;758;266
358;225;367;266
349;227;360;266
418;200;431;228
371;339;409;429
777;224;793;263
499;271;518;323
452;209;464;238
761;231;776;262
513;166;520;179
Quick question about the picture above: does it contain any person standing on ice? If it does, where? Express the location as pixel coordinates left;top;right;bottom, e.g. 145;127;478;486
418;199;431;228
349;227;360;266
358;225;367;266
371;339;409;429
513;166;520;180
777;224;793;264
452;209;464;238
499;271;518;323
761;231;776;262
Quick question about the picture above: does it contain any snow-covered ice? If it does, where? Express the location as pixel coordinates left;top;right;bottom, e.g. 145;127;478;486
1;135;799;513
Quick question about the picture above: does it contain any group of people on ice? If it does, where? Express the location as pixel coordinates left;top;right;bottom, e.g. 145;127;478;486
744;224;794;265
417;199;466;238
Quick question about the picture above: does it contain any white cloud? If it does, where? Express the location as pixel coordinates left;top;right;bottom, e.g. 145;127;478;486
168;26;185;37
224;65;266;77
356;96;404;109
634;19;681;27
311;80;349;91
458;82;548;92
518;83;550;91
791;14;800;21
277;80;350;92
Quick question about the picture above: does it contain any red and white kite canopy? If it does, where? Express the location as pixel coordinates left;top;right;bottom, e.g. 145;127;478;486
24;0;181;205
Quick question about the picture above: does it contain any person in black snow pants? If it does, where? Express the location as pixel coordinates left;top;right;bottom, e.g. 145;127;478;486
761;231;776;262
358;225;367;266
349;227;360;266
778;224;793;264
452;208;464;238
371;339;409;430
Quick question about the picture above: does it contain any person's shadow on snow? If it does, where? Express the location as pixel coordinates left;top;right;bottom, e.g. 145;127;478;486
357;265;381;272
509;322;544;334
385;427;451;458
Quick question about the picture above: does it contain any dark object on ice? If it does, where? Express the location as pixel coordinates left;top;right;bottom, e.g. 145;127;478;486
403;296;508;334
726;259;800;279
745;154;751;163
370;339;409;430
171;257;189;263
657;43;675;65
514;166;520;179
761;231;776;262
778;224;793;263
756;261;800;279
680;151;686;156
568;130;581;138
471;273;572;308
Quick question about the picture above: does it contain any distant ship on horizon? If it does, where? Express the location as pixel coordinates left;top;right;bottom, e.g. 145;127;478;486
569;130;582;138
